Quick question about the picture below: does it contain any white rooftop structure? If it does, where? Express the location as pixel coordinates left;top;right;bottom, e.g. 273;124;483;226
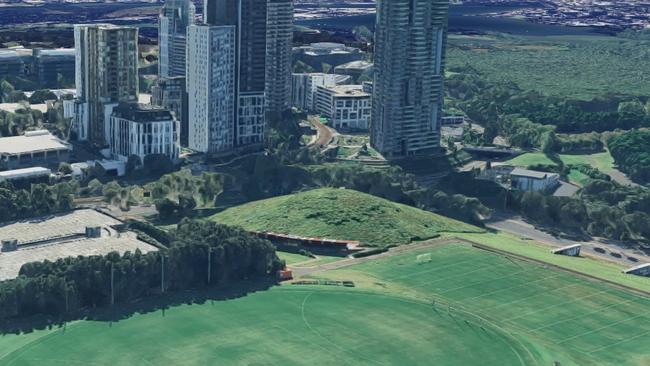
511;167;559;180
0;167;51;182
0;209;157;281
0;130;71;156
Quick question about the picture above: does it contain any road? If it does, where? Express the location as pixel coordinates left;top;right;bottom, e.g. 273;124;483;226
309;116;336;148
486;212;649;267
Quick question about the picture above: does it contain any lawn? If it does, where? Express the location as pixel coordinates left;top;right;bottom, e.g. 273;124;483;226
0;287;537;366
505;151;618;186
210;188;483;247
325;243;650;366
507;152;615;172
443;232;650;294
2;243;647;365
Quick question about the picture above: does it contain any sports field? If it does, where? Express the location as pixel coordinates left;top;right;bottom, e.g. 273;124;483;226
0;243;648;365
332;244;650;366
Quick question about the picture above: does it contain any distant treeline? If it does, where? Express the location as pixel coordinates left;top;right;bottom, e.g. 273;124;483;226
446;68;650;151
0;220;282;320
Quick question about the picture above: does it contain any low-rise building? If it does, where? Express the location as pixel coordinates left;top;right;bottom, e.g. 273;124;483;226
510;168;560;193
333;60;374;82
293;42;365;71
315;84;371;131
0;130;71;169
0;167;52;187
108;102;180;163
291;73;351;112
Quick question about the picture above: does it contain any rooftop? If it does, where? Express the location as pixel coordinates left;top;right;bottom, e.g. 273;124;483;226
112;102;174;123
0;209;157;281
511;168;559;180
322;85;370;98
0;167;51;181
0;130;71;156
334;60;374;71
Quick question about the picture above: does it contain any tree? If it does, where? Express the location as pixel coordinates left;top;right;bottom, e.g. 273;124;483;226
156;198;180;220
126;155;142;176
143;154;174;175
58;162;73;175
28;89;57;104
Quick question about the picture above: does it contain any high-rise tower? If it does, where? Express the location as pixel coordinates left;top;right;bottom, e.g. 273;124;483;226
158;0;195;78
370;0;449;159
186;25;237;153
74;24;138;145
204;0;267;147
265;0;294;121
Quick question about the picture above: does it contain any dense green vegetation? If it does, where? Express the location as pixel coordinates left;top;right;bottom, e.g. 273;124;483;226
212;188;482;247
447;34;650;100
0;180;78;222
510;179;650;242
0;219;281;320
608;130;650;184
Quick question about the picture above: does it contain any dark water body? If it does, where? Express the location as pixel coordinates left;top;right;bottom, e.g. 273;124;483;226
296;4;611;37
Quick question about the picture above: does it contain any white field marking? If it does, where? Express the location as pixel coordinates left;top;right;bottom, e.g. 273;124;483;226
556;311;650;345
486;283;582;311
505;290;610;322
300;291;388;366
409;261;518;289
437;269;528;295
589;328;650;353
532;298;638;332
461;273;563;302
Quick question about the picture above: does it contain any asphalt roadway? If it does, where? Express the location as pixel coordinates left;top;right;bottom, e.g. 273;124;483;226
486;211;650;267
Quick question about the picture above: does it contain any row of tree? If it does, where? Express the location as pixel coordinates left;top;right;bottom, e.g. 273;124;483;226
0;219;283;320
0;180;78;222
607;129;650;184
510;179;650;243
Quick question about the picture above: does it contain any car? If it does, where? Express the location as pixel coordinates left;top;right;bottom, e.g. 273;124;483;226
594;247;606;254
610;252;622;259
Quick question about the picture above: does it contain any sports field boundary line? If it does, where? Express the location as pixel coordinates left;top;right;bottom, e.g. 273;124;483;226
462;239;650;298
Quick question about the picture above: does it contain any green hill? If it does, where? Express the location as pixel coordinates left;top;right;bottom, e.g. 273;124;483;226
210;188;483;247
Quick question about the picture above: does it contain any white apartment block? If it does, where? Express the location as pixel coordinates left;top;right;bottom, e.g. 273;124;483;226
108;102;180;163
291;73;351;112
186;25;236;154
315;85;371;131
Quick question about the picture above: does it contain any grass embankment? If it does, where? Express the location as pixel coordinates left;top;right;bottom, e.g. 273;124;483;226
210;188;483;247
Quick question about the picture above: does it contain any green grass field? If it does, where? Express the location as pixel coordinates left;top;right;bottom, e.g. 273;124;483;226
507;152;615;172
324;244;650;366
210;188;483;247
2;243;648;365
505;151;617;185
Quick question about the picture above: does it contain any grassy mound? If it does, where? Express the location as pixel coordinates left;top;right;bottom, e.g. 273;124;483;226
210;188;482;247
